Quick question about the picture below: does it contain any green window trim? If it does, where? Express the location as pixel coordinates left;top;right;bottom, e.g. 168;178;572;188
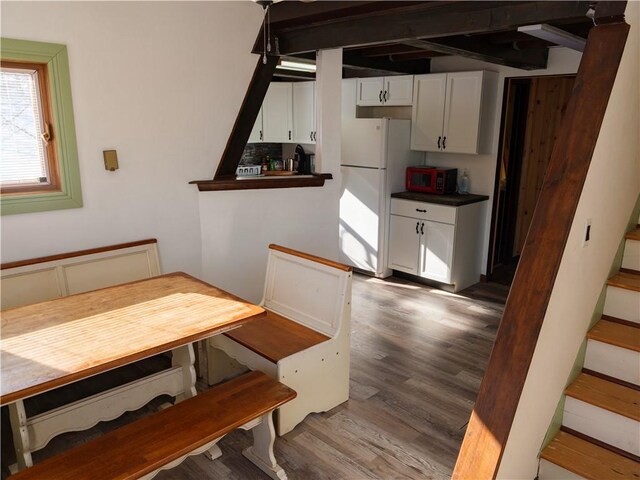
1;38;82;215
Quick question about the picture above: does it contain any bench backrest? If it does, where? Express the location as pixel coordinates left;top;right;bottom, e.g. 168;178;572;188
1;239;161;310
262;244;352;338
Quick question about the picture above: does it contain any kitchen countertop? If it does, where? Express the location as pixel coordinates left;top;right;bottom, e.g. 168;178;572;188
391;191;490;207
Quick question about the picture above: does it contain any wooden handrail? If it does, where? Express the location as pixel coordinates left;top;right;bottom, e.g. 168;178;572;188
452;4;630;478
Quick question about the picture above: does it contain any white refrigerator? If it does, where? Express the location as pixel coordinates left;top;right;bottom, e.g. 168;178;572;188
339;118;422;277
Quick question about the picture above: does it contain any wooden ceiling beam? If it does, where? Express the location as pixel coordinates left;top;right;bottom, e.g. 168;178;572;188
404;36;549;70
274;1;591;55
341;53;430;75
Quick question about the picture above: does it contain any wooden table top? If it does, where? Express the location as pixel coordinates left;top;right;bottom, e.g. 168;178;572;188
0;272;264;405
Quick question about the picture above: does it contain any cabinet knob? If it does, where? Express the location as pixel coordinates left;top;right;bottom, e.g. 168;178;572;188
420;222;424;235
416;208;427;213
416;221;420;234
443;136;447;149
379;90;383;103
289;130;291;140
310;132;313;141
384;90;388;102
260;130;263;141
437;136;441;149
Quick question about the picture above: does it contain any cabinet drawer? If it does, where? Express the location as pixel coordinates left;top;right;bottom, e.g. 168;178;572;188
390;199;457;224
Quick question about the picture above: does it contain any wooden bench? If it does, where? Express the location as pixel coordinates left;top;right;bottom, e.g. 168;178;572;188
207;244;353;435
1;240;168;469
9;371;296;480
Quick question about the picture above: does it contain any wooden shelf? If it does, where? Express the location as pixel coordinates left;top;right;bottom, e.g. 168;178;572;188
190;173;332;191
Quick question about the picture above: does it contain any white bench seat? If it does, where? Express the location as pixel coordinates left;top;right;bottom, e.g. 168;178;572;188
208;244;352;435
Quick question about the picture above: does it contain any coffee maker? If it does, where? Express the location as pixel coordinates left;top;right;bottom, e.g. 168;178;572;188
295;144;311;174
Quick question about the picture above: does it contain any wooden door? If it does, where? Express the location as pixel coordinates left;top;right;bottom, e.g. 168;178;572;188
513;76;576;255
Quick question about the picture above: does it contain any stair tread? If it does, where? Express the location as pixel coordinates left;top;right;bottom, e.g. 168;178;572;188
626;227;640;241
608;271;640;292
565;373;640;421
540;431;640;480
588;319;640;352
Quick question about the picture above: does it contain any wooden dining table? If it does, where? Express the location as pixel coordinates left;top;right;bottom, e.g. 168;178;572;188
1;272;264;471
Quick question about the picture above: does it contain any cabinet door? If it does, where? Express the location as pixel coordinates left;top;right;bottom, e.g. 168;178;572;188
263;83;293;143
357;77;384;106
384;75;413;106
410;73;447;151
388;215;421;275
419;221;454;283
292;81;315;144
442;71;483;154
248;107;263;143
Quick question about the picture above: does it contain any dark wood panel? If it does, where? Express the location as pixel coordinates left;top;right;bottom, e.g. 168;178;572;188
0;239;157;270
190;174;330;191
275;1;591;55
453;10;630;479
513;75;575;256
404;37;548;70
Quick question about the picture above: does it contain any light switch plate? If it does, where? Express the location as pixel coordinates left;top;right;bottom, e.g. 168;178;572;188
103;150;119;171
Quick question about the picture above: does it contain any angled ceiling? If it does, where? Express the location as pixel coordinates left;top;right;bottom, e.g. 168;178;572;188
260;1;594;79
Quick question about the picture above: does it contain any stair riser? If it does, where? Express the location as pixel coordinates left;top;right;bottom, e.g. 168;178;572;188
603;286;640;324
622;239;640;271
563;397;640;456
538;460;586;480
584;340;640;386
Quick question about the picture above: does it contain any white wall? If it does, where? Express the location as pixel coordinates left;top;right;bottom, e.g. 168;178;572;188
0;2;262;276
429;48;583;274
198;49;343;303
497;3;640;477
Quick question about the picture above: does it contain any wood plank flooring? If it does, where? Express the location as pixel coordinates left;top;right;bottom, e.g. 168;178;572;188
2;274;507;479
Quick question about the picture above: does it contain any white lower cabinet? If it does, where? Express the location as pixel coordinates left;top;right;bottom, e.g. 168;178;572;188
388;198;486;292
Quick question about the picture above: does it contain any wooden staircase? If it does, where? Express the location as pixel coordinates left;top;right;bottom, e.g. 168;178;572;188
539;227;640;479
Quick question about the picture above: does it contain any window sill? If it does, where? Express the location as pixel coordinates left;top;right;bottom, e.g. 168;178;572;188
190;173;332;192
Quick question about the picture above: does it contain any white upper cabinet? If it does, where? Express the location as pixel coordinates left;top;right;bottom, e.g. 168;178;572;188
357;75;414;106
356;77;385;106
384;76;414;106
411;71;497;154
248;107;263;143
263;82;293;143
410;73;447;151
292;81;316;144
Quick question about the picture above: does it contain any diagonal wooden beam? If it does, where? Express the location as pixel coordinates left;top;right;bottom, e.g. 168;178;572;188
452;4;629;478
404;37;549;70
275;1;591;55
214;55;278;179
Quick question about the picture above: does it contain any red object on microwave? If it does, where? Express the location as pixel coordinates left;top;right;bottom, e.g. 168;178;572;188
406;166;458;194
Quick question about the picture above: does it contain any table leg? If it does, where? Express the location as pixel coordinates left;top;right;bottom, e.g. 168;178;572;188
8;400;33;470
172;343;197;402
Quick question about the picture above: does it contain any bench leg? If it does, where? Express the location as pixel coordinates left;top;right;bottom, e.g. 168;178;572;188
172;343;197;402
8;400;33;471
242;412;287;480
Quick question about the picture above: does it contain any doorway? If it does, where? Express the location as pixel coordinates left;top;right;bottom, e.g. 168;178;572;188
487;75;576;285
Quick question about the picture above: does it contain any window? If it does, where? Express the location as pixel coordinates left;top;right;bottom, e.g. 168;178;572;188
1;38;82;215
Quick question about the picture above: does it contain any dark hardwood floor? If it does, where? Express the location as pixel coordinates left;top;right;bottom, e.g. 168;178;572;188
7;274;507;479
